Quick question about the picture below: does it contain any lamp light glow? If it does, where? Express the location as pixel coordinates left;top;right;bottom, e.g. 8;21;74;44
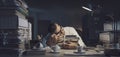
82;6;92;12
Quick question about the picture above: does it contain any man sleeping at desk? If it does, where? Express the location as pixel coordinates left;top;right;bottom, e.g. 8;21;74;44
44;22;86;49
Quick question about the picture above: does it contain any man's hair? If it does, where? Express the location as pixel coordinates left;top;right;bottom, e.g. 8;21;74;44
48;22;59;33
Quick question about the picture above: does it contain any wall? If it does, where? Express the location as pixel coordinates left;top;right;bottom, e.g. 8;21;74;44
29;8;87;39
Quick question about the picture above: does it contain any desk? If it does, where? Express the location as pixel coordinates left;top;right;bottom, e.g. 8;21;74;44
23;49;108;57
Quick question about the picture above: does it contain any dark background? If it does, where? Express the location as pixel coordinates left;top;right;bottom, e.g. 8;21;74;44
25;0;120;46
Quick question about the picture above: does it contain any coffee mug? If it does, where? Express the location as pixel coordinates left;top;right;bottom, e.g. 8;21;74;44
77;46;83;53
51;45;61;52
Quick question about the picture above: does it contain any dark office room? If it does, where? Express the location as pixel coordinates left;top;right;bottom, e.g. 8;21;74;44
0;0;120;57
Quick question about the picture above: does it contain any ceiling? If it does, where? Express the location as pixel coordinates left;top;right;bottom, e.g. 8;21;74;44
24;0;120;29
25;0;120;11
